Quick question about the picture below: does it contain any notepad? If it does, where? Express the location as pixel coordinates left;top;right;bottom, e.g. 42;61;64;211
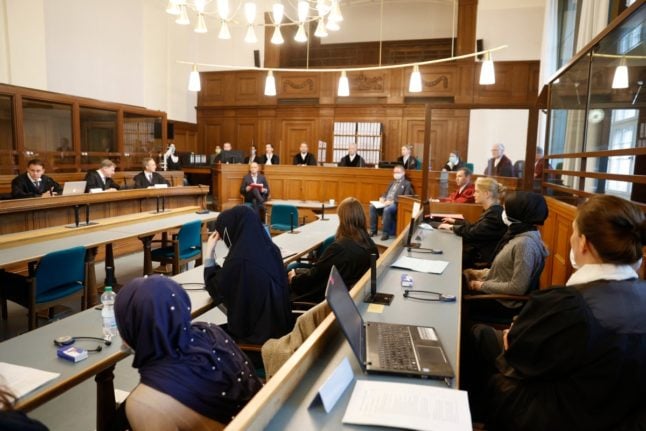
369;200;386;209
391;255;449;274
0;362;60;399
343;380;472;431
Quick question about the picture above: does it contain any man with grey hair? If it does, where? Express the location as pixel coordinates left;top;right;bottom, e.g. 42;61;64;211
484;143;514;177
85;159;121;192
338;143;366;167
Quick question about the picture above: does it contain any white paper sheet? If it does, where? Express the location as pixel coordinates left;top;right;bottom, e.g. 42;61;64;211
391;255;449;274
343;380;472;431
370;200;386;209
0;362;60;399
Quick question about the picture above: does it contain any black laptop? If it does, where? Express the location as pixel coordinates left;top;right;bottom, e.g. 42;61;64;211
325;266;454;379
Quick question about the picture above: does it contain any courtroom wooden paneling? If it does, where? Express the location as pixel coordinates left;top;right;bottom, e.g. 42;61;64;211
171;120;198;153
540;197;576;289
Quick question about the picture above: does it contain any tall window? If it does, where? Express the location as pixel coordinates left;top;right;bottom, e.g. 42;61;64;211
557;0;579;68
606;109;638;197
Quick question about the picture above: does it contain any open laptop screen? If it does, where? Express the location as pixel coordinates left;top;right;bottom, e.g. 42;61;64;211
325;266;364;365
62;181;87;196
405;201;423;249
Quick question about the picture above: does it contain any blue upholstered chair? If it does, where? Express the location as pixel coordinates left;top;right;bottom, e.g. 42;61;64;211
286;234;335;271
270;204;299;233
151;219;203;275
0;246;87;330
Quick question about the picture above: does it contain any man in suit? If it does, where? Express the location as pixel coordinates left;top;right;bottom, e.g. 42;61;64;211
338;143;366;167
259;143;280;165
85;159;121;192
441;167;475;203
369;165;415;240
396;145;418;170
133;157;170;188
484;143;514;177
240;162;270;221
244;145;260;164
292;142;317;166
11;158;63;199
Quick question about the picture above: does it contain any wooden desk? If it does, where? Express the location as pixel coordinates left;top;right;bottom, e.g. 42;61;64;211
0;265;223;431
266;199;338;225
396;195;485;233
228;225;463;430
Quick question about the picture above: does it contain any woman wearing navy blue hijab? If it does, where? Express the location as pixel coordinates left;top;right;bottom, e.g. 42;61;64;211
204;205;293;344
114;276;262;429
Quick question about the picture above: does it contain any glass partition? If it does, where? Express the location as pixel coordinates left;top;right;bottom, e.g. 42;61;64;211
122;113;163;170
22;99;72;173
80;107;117;171
0;95;17;174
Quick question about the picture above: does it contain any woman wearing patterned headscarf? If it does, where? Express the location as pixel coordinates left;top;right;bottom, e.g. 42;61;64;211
114;275;263;430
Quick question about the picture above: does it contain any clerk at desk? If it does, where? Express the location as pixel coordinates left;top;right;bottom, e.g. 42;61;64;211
11;158;63;199
133;157;170;188
84;159;121;192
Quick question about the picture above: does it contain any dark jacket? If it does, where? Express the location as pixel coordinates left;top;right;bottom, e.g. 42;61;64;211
239;173;269;203
442;160;465;171
258;154;280;165
380;178;414;203
488;280;646;431
452;204;506;267
11;173;62;198
396;156;418;170
338;154;366;167
84;170;121;192
290;237;378;303
292;152;317;166
132;171;170;189
484;155;514;177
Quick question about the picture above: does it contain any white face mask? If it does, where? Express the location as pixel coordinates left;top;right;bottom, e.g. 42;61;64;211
393;173;404;180
449;156;458;165
501;210;513;227
569;248;580;270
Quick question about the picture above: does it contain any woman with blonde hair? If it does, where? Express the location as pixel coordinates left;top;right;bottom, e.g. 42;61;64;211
439;177;507;268
289;197;378;302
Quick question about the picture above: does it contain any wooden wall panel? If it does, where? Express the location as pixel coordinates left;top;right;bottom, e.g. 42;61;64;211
235;73;262;105
540;197;576;289
236;119;257;149
278;73;320;98
348;71;389;97
280;120;317;161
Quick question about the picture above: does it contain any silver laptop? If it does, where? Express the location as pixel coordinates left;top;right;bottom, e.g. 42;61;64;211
326;266;454;379
62;181;87;195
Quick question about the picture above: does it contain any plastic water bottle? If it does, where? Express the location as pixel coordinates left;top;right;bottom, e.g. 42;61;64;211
101;286;118;340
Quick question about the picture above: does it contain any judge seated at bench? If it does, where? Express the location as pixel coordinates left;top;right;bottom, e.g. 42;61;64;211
133;157;170;189
84;159;120;192
396;144;418;170
258;143;279;165
292;142;317;166
369;165;414;240
11;158;62;199
338;143;366;167
239;162;269;221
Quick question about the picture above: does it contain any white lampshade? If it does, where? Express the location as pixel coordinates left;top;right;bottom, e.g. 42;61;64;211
271;26;284;44
217;0;229;19
479;52;495;85
294;24;307;43
166;0;181;15
409;65;422;93
338;71;350;97
244;2;256;24
326;19;340;31
297;0;309;22
272;3;284;24
176;5;190;25
194;0;206;13
188;65;201;92
245;25;257;43
329;0;343;22
612;57;629;89
194;13;207;33
264;71;277;96
314;18;328;38
218;21;231;39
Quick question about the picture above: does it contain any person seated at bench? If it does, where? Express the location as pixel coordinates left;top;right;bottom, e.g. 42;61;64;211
338;143;366;167
258;143;279;165
463;191;548;320
292;142;317;166
114;276;262;431
439;167;475;203
469;194;646;430
369;164;414;240
203;205;293;345
396;144;418;170
239;162;269;220
84;159;120;192
289;197;378;303
11;158;62;199
441;150;465;172
438;177;506;268
133;157;170;189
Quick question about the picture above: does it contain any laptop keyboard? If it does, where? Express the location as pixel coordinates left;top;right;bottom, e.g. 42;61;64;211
376;324;419;371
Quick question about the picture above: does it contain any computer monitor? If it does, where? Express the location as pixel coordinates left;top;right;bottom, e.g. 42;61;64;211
405;201;424;250
219;150;244;164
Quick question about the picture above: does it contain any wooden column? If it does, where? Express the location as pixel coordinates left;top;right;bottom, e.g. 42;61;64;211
456;0;478;56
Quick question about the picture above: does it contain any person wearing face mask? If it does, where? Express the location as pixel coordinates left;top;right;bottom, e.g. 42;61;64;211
442;151;464;172
369;165;414;240
438;177;507;268
203;205;293;345
463;191;548;318
468;194;646;430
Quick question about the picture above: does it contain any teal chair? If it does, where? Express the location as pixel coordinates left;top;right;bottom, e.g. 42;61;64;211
286;234;335;271
151;219;203;275
0;246;87;330
465;162;475;173
270;204;299;233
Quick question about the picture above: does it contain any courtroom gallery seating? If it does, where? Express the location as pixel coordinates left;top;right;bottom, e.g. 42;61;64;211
150;219;203;275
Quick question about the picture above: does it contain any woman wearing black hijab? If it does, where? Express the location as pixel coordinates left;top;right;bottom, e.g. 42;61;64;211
463;191;549;319
114;276;262;430
204;205;293;345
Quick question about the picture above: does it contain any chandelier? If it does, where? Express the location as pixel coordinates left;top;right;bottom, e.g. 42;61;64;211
164;0;343;44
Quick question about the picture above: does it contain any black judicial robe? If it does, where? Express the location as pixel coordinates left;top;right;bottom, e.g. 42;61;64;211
487;280;646;431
